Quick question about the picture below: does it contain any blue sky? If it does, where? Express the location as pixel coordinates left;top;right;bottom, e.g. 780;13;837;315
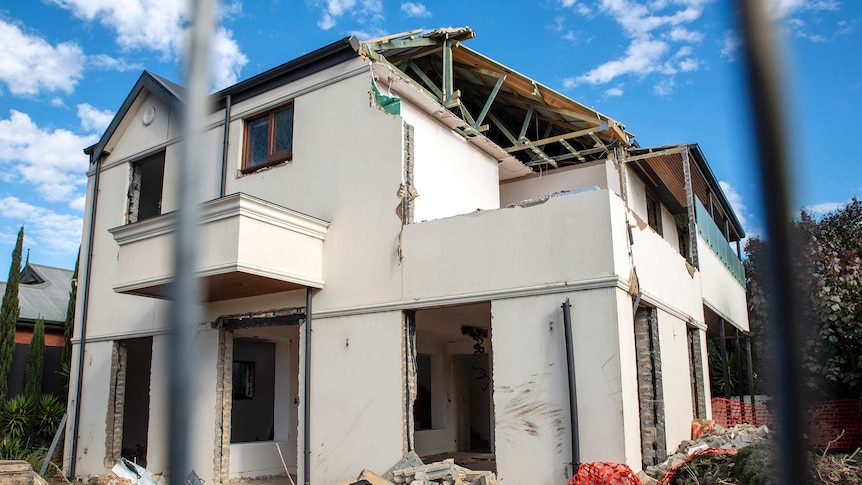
0;0;859;274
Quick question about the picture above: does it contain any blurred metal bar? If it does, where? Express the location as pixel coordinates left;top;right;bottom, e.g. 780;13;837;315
170;0;216;482
734;328;744;402
736;1;807;483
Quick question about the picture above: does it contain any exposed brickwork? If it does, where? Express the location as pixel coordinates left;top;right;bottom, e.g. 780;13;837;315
212;328;233;484
402;311;417;454
104;341;127;467
634;307;666;468
687;327;707;419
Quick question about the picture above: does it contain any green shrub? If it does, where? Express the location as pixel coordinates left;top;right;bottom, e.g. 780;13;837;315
0;394;32;441
33;394;64;442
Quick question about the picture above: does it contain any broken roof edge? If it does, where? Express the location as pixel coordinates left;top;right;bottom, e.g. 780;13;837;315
629;143;746;238
369;61;533;180
359;27;633;144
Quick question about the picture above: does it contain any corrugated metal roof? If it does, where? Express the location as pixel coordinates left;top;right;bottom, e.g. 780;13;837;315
0;263;73;325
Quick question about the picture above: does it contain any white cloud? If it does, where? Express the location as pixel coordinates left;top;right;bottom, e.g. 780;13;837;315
563;0;706;94
315;0;384;32
769;0;839;20
401;2;431;18
0;19;85;96
76;103;115;134
604;86;624;97
719;180;749;229
88;54;143;72
0;197;83;253
50;0;247;89
567;38;669;86
804;200;848;215
50;98;65;108
720;31;741;60
0;110;96;203
668;26;704;43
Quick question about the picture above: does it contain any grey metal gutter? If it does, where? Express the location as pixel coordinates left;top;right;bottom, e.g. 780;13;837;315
220;94;231;198
303;287;313;485
561;299;580;467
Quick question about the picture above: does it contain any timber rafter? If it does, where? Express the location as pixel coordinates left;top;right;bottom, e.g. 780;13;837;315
359;27;633;172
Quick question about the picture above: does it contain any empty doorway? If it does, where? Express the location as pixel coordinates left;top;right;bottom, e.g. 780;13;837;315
411;302;495;468
121;337;153;466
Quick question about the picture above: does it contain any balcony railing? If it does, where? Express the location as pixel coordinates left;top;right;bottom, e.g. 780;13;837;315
695;198;745;285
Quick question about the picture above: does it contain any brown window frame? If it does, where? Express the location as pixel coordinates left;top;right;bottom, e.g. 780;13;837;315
241;104;294;173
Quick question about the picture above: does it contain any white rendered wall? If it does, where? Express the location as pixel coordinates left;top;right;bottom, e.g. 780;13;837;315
491;288;641;483
624;196;705;325
306;311;404;485
400;101;500;222
402;189;618;300
499;160;618;206
698;234;749;331
225;65;405;311
655;309;695;455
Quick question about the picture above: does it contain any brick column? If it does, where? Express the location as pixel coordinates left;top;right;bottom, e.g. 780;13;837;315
104;341;127;467
634;308;666;467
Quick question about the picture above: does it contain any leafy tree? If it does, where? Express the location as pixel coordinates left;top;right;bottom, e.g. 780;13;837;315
59;250;79;399
24;318;45;399
0;227;24;400
745;199;862;400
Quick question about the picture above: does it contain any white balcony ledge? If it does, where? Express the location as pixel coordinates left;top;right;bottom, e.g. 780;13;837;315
109;193;328;302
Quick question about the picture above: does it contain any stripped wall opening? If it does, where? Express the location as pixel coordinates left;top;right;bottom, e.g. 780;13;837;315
104;337;153;467
408;302;496;471
633;306;666;468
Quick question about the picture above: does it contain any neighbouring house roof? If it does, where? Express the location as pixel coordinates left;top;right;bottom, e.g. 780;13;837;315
0;263;73;326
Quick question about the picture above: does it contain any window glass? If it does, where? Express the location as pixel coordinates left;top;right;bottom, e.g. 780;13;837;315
247;116;269;166
273;107;294;155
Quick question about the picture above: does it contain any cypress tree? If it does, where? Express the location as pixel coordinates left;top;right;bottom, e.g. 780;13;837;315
25;318;45;399
60;249;79;399
0;226;23;400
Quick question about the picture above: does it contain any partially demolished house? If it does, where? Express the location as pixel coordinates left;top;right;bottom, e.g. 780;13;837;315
65;28;748;485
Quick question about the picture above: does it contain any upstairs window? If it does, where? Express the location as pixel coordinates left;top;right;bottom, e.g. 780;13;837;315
127;152;165;223
243;104;294;173
646;193;663;236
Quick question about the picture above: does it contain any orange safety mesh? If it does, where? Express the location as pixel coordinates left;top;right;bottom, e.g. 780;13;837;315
655;448;738;485
711;397;777;429
568;462;640;485
711;397;862;449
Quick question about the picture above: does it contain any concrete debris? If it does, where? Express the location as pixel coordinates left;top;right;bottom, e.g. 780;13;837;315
390;459;500;485
341;454;500;485
645;423;770;479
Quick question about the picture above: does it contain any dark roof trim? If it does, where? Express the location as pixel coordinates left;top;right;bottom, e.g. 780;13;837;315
213;36;360;107
85;71;185;160
85;35;362;162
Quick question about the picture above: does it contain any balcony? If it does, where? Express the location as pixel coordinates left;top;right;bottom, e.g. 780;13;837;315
695;198;745;285
109;193;328;302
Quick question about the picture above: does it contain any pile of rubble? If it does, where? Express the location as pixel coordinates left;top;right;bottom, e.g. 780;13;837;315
642;423;771;481
339;452;500;485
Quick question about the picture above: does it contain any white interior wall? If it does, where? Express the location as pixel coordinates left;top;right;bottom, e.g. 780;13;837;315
499;160;614;206
660;205;681;252
400;101;500;222
655;309;695;455
625;166;648;222
307;311;404;485
491;288;635;484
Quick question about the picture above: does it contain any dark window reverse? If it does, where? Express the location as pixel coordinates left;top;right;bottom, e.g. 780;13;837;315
127;152;165;223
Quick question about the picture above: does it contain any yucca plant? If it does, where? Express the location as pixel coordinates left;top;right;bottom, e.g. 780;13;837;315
33;394;65;442
0;436;24;459
0;394;32;441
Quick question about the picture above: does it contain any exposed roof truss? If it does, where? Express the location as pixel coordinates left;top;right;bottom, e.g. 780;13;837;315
359;27;633;172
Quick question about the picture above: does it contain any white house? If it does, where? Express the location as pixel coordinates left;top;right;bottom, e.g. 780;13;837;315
64;28;748;485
